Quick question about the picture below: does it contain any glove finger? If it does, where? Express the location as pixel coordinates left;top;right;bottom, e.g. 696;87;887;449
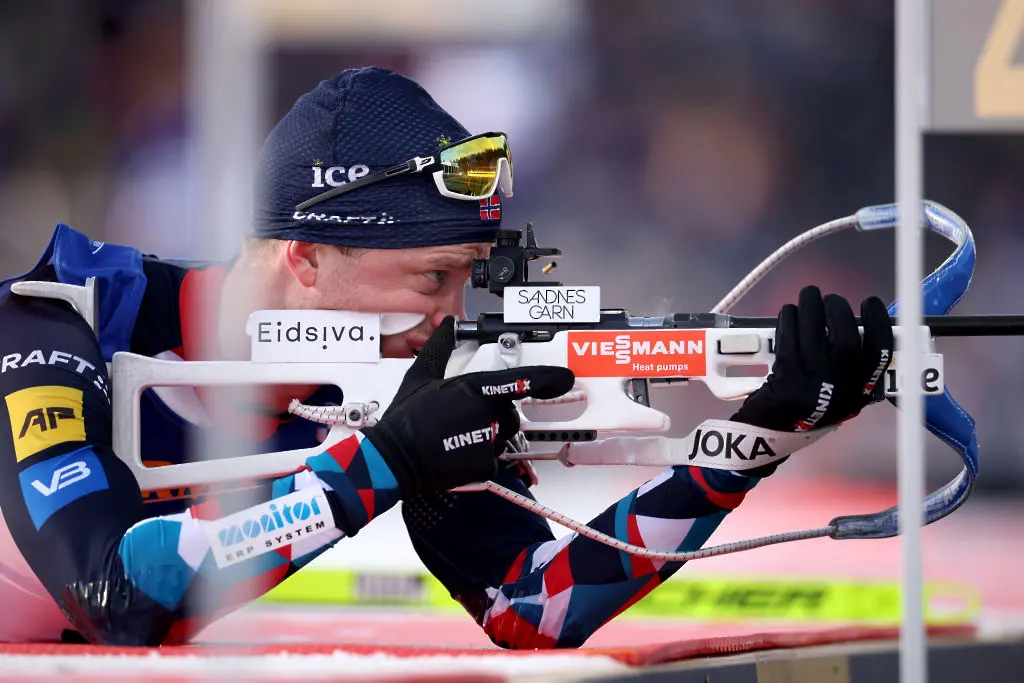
461;366;576;402
773;303;799;368
495;404;522;451
797;286;828;376
822;293;860;373
859;296;894;395
403;316;456;386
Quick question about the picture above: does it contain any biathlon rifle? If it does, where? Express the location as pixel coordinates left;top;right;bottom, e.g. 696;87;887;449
14;201;1022;560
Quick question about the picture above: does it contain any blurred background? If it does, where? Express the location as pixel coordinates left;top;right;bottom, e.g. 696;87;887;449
2;1;1023;607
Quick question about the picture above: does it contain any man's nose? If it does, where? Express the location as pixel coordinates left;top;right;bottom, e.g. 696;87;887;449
430;308;460;329
430;289;467;328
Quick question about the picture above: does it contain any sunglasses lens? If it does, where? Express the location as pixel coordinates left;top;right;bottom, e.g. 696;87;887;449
439;135;510;198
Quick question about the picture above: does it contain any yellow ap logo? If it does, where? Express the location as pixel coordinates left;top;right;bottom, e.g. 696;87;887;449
5;386;86;462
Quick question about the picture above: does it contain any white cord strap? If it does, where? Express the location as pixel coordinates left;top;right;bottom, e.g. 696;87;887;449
456;480;835;562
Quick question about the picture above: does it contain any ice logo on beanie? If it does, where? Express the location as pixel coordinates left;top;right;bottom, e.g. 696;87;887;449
299;158;397;225
310;159;371;188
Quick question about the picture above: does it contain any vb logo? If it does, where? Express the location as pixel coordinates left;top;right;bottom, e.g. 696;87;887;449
19;406;77;438
18;449;108;529
31;460;91;497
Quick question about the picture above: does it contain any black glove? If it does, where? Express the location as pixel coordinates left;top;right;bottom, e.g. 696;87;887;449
362;317;575;496
731;286;894;475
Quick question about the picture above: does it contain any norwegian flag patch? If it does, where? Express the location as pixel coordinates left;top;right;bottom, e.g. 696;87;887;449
479;194;501;221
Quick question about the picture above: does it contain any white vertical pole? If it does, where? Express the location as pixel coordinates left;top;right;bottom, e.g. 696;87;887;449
186;0;265;650
188;0;264;264
896;0;927;681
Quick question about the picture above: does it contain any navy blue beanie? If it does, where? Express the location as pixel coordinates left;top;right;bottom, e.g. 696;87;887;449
254;67;503;249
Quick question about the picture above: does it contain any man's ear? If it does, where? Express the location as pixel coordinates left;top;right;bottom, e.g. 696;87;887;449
283;241;320;288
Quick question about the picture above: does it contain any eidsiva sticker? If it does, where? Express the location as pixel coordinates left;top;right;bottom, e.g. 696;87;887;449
567;330;707;378
5;385;86;462
246;310;381;363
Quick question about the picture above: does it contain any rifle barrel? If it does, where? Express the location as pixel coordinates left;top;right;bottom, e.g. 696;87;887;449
727;314;1024;337
456;313;1024;341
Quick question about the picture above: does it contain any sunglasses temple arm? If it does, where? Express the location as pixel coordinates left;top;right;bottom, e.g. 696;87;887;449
294;160;415;212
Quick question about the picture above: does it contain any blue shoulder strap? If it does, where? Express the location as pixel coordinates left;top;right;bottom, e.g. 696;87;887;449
0;224;148;361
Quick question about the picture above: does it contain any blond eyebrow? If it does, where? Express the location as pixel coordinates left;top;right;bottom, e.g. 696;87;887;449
422;254;476;270
418;244;491;269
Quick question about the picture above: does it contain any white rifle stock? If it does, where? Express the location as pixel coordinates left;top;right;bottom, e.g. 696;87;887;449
11;278;944;492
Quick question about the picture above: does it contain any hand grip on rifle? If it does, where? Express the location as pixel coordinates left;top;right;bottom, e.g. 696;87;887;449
730;286;894;477
361;317;575;495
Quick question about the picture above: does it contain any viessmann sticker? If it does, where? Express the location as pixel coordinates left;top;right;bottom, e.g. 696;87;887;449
566;330;707;378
